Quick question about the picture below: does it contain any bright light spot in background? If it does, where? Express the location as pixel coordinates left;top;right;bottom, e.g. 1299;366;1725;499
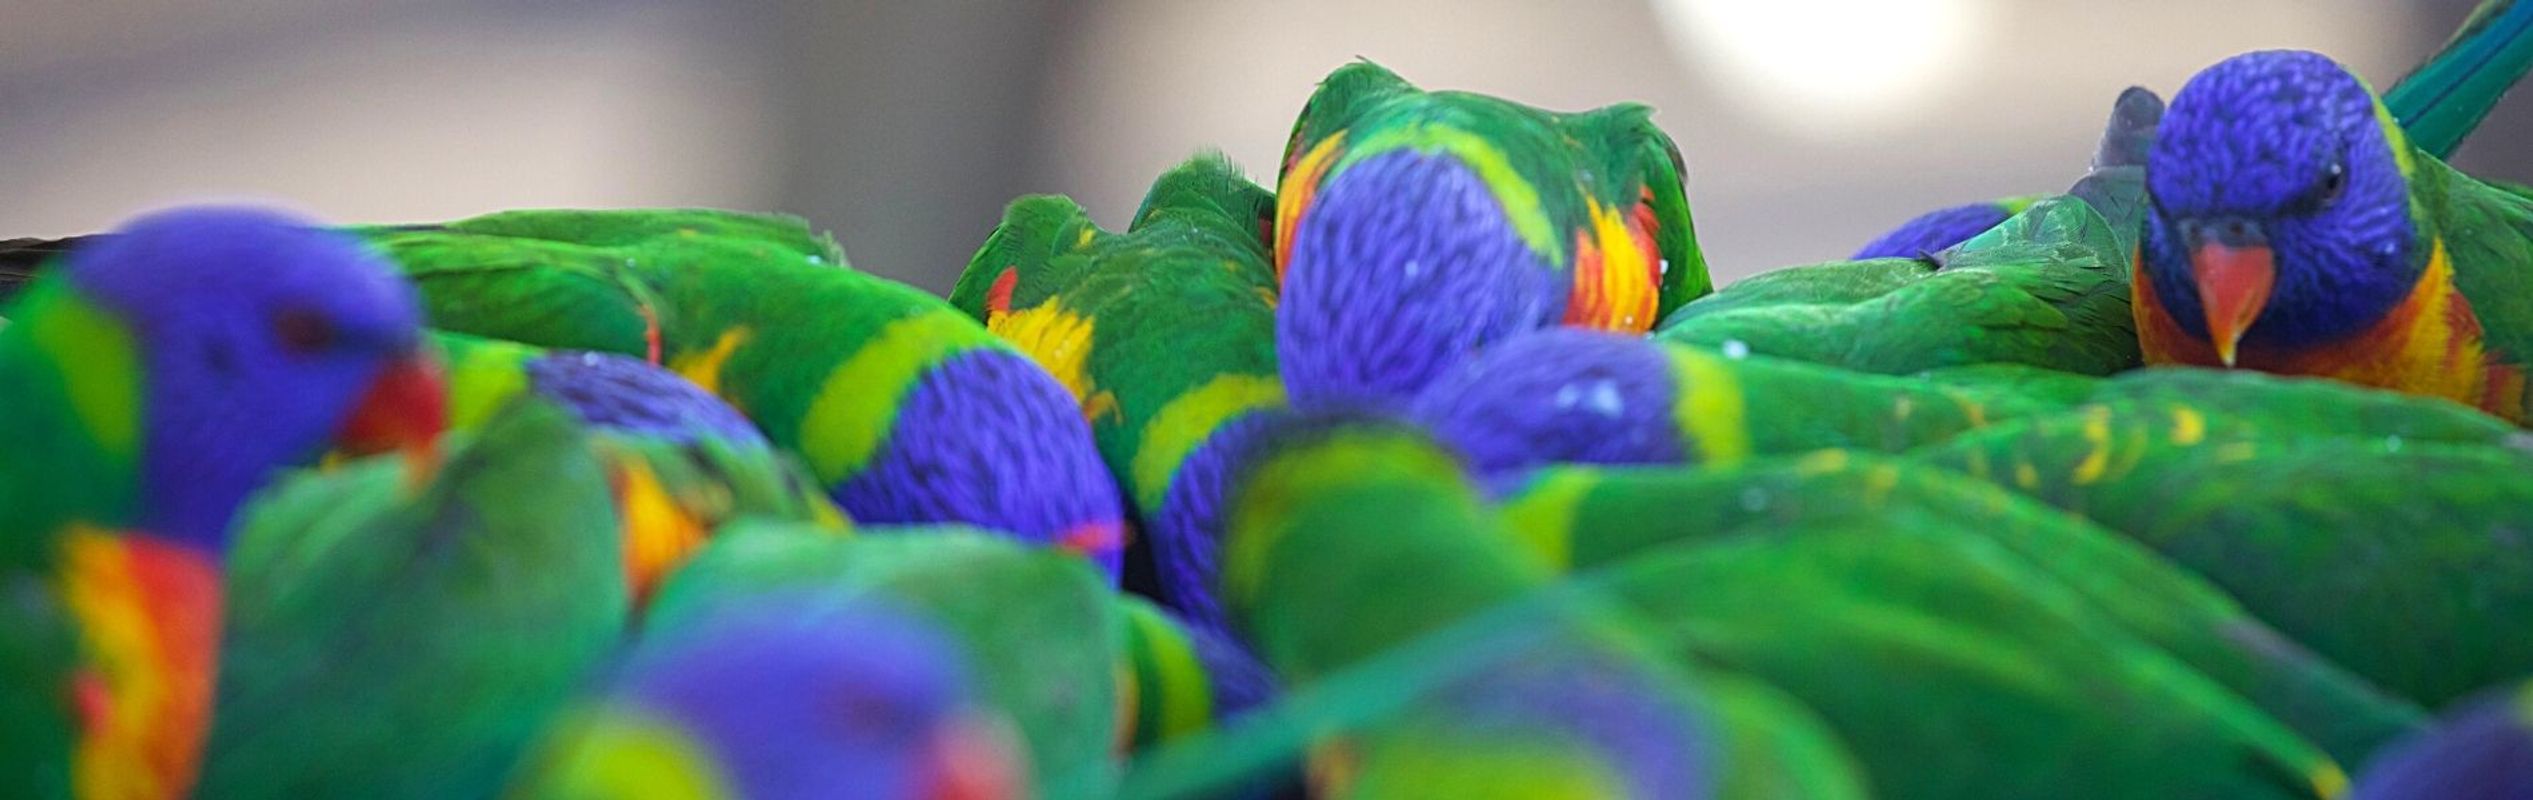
1652;0;1990;138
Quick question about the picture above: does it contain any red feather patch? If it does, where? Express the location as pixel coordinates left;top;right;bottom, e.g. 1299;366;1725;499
986;267;1020;317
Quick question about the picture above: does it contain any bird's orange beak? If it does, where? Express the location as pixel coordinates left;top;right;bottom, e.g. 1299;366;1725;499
2189;242;2275;367
336;352;448;490
921;710;1027;800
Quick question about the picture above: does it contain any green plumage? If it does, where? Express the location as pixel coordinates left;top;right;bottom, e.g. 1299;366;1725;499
1279;60;1711;323
950;155;1284;513
1117;596;1222;749
1197;417;1867;800
1659;224;2136;375
2406;152;2533;422
360;209;1049;499
354;210;842;358
347;209;1129;568
1928;364;2522;445
1501;452;2427;765
0;280;137;797
0;279;141;562
1645;341;2057;463
1660;97;2152;376
1582;516;2345;799
1914;404;2533;707
204;399;629;797
2384;0;2533;160
648;524;1122;797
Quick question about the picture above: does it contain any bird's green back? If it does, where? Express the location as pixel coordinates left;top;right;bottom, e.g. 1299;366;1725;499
1660;194;2141;376
1915;400;2533;706
1585;519;2347;799
1503;453;2427;764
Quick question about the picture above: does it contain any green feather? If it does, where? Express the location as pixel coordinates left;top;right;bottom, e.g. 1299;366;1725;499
2385;0;2533;159
955;155;1284;514
205;399;630;797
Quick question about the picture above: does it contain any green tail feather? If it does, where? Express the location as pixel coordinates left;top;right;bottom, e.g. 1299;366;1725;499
2386;0;2533;159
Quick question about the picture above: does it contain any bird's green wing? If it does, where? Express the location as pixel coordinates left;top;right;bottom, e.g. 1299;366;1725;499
1586;517;2347;799
1502;453;2426;764
1916;402;2533;707
205;399;630;797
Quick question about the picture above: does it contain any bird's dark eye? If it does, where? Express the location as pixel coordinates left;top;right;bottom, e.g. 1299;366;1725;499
272;307;337;354
2315;161;2347;207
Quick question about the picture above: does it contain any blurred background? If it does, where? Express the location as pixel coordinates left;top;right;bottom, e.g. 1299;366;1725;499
3;0;2526;290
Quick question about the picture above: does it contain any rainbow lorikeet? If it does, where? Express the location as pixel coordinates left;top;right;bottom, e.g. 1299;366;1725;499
951;155;1284;631
2137;48;2533;422
370;209;1123;572
1498;452;2427;765
205;399;627;798
1912;395;2533;707
0;210;1122;571
1272;61;1709;410
1657;86;2164;377
0;208;445;800
1183;413;1868;800
512;593;1026;800
430;333;849;609
1851;0;2533;260
649;523;1122;798
2346;677;2533;800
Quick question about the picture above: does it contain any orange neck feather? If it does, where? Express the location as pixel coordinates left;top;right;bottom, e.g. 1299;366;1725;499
2135;241;2520;421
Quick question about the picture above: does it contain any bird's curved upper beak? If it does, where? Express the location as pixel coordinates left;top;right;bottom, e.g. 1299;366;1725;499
2189;241;2275;367
335;351;448;490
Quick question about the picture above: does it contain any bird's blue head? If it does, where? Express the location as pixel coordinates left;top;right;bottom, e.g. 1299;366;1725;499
546;597;1026;800
1277;147;1567;412
62;206;444;552
525;350;768;448
2143;49;2426;364
1409;329;1690;488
